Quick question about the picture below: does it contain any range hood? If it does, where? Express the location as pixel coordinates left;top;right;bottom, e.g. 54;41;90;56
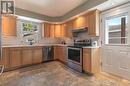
71;27;88;37
71;27;88;33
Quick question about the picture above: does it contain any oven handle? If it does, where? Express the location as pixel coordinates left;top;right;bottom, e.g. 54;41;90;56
67;47;82;50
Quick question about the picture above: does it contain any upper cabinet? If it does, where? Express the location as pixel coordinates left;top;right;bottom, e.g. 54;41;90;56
2;16;17;36
43;22;51;37
54;24;62;37
43;23;66;38
73;15;88;29
73;10;100;36
43;10;100;38
87;10;100;36
64;20;74;38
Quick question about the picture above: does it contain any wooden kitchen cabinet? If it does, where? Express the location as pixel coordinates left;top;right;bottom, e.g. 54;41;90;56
54;24;62;37
64;20;74;38
2;16;17;36
83;48;100;74
61;24;67;37
87;10;100;36
44;22;51;37
10;48;22;68
22;47;33;66
73;15;88;29
32;47;43;64
44;22;67;38
54;46;67;63
50;24;55;37
1;47;43;71
0;48;10;69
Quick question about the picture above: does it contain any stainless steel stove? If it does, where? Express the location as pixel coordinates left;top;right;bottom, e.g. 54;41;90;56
67;39;92;72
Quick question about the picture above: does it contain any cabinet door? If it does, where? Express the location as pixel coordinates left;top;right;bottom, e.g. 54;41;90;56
60;47;67;63
2;16;17;36
65;20;74;38
44;23;51;37
60;24;66;37
54;46;67;63
32;47;43;64
54;46;60;60
0;48;10;69
87;10;99;36
22;48;33;66
10;48;22;68
50;24;55;37
73;15;88;29
83;49;91;73
54;24;62;37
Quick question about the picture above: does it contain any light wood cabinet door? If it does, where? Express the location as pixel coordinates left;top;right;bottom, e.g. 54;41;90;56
61;47;67;63
22;48;33;66
87;10;100;36
10;48;22;68
73;15;88;29
32;47;43;64
54;24;62;37
2;16;17;36
44;23;51;37
54;46;67;63
54;46;60;60
0;48;10;69
50;24;55;37
65;20;74;38
83;49;91;73
60;24;66;37
83;48;100;73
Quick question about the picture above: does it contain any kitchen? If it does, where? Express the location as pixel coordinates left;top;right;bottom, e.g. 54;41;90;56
0;0;130;86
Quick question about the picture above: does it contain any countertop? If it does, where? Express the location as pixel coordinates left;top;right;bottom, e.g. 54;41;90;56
83;46;100;48
2;44;99;48
2;44;68;48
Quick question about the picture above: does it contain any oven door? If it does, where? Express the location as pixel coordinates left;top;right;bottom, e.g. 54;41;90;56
68;47;82;65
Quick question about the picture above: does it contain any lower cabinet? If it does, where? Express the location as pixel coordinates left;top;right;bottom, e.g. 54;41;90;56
32;47;43;64
10;48;22;68
83;48;100;73
54;46;67;63
22;47;33;66
1;47;43;71
0;48;10;69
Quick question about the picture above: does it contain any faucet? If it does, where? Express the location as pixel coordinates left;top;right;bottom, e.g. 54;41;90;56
27;39;35;45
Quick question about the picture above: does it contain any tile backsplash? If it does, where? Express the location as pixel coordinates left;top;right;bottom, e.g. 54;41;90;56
2;35;73;46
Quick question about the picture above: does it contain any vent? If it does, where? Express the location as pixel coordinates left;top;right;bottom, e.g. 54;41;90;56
71;27;88;33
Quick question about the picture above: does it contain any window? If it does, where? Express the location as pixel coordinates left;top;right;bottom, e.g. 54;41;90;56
105;14;128;45
17;19;42;44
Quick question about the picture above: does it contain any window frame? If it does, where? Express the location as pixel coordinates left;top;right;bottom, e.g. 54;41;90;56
105;12;129;45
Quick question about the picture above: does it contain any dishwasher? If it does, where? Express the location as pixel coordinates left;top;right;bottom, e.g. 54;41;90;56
43;46;54;62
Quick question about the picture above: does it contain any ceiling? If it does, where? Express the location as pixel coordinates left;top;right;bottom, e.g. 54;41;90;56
96;0;130;11
15;0;88;17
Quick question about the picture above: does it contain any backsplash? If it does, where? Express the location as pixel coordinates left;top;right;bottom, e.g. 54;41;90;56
2;36;22;46
2;35;73;46
73;31;100;46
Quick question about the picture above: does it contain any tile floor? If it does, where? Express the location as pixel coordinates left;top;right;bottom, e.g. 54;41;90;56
0;61;130;86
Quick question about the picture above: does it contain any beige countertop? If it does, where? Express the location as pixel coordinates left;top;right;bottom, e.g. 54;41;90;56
2;44;99;48
83;46;100;48
2;44;68;48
